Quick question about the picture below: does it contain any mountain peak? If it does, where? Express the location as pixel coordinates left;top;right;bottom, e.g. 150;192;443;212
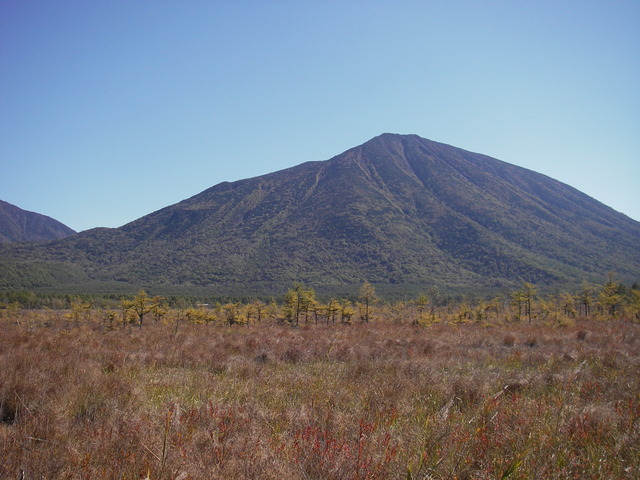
364;132;443;147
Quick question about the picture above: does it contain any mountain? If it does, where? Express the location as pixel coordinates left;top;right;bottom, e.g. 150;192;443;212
0;200;76;243
1;134;639;296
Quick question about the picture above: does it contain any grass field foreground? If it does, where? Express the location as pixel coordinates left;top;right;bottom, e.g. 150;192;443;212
1;311;639;479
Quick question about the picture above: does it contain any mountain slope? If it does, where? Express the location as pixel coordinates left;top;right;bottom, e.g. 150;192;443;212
1;134;639;295
0;200;76;243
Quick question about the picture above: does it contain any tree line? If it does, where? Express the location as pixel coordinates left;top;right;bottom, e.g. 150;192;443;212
1;274;639;329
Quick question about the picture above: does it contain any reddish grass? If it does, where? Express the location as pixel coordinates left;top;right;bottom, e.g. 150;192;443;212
0;310;638;479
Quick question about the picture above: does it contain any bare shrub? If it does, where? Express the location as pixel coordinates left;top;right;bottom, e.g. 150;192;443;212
503;333;516;346
0;394;17;425
282;346;302;364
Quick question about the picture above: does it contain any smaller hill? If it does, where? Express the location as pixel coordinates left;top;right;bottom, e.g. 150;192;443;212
0;200;76;243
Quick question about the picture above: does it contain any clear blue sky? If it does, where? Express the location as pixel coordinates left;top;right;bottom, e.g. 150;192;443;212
1;0;639;232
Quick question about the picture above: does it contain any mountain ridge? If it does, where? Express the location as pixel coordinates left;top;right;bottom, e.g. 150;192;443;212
1;134;638;296
0;200;76;243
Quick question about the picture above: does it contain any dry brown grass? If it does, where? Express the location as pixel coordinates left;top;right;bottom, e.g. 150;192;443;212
0;312;638;479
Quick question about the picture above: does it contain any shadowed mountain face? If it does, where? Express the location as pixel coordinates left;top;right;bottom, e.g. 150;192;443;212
1;134;639;295
0;200;76;243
